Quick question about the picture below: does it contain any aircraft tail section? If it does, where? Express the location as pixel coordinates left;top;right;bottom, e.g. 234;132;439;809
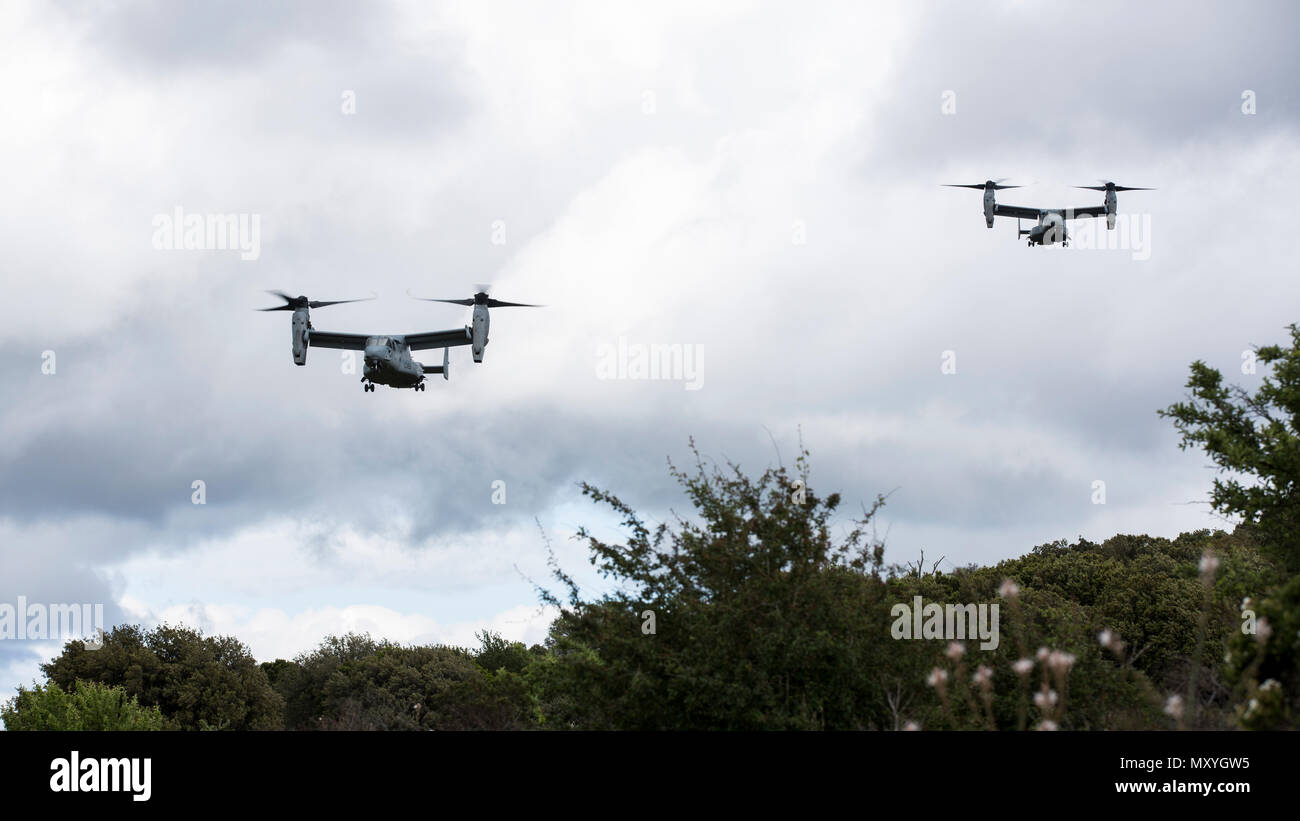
421;348;451;381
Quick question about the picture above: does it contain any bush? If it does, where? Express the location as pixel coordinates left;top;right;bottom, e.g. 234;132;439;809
2;680;164;730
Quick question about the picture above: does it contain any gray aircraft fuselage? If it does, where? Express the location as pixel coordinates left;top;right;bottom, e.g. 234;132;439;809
1023;212;1068;246
364;336;425;388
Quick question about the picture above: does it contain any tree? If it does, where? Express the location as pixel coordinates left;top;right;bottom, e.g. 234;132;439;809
474;630;534;674
41;624;282;730
274;633;537;730
2;680;164;731
535;439;899;729
531;438;1274;730
1159;324;1300;572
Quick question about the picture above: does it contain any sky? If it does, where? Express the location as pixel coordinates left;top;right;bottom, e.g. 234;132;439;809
2;0;1298;700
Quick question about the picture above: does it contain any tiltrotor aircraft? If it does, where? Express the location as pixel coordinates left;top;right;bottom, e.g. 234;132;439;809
945;179;1153;247
259;289;540;392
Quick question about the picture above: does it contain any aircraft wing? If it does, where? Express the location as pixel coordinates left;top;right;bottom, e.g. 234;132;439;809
993;203;1043;221
1060;205;1108;219
307;331;368;350
403;328;472;351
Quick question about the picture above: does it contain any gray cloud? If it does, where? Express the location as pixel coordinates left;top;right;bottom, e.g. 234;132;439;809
57;0;386;70
2;0;1296;701
868;0;1300;179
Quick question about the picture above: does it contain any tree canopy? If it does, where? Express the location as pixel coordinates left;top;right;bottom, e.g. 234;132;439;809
1160;323;1300;572
2;679;164;731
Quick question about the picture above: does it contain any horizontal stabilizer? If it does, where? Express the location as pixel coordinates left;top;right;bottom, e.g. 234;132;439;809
420;348;451;381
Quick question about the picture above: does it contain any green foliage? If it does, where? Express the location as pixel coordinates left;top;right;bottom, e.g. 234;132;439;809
273;633;536;730
529;440;1278;731
535;439;904;730
259;658;298;690
23;414;1291;731
918;530;1274;730
474;630;533;675
2;679;164;731
1160;329;1300;728
41;624;282;730
273;632;377;729
1226;573;1300;729
1159;324;1300;572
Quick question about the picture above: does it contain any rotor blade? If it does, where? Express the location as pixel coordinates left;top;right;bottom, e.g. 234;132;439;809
257;289;298;311
259;291;373;310
307;296;375;309
411;297;476;306
944;183;1020;190
1076;184;1154;192
485;299;542;308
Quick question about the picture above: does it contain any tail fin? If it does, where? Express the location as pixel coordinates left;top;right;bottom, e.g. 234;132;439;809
421;348;451;381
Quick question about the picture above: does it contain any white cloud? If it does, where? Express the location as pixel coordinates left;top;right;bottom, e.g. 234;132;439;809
119;598;558;662
2;0;1297;705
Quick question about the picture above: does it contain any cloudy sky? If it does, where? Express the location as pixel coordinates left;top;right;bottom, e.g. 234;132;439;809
2;0;1298;699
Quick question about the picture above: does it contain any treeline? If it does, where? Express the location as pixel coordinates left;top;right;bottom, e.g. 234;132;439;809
4;520;1291;731
5;624;540;731
7;325;1300;731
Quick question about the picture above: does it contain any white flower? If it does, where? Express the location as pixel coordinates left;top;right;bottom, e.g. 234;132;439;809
1199;550;1220;576
1047;650;1076;674
1257;618;1273;643
998;578;1020;598
1098;629;1113;648
1163;694;1184;720
1036;646;1050;661
1012;658;1034;676
1033;689;1059;708
946;641;966;661
927;667;949;688
903;721;921;731
1036;720;1058;731
973;665;993;687
1260;679;1280;693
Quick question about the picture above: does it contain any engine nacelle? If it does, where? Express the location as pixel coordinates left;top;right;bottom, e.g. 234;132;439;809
471;303;489;363
983;188;995;228
292;308;309;366
1105;188;1117;230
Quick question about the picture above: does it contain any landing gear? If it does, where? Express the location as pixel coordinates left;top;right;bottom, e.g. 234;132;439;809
415;383;425;392
362;382;374;392
1027;239;1033;247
